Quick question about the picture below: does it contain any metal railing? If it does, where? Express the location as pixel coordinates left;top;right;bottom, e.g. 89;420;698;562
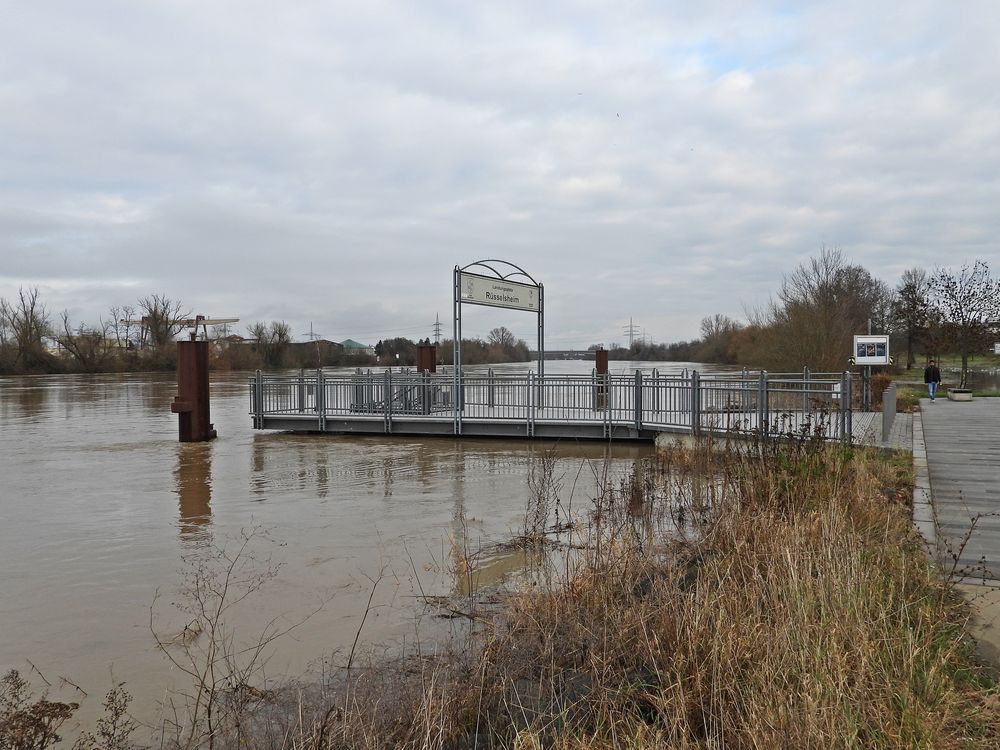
251;369;855;441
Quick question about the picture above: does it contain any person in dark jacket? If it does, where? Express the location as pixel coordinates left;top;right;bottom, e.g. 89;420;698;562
924;359;942;401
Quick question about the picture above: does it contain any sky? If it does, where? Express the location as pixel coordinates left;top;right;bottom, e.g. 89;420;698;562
2;1;1000;349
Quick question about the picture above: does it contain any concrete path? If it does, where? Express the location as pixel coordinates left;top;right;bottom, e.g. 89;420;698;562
921;397;1000;581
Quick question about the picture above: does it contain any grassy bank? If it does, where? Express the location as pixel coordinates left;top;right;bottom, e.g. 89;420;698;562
5;436;999;748
210;436;998;748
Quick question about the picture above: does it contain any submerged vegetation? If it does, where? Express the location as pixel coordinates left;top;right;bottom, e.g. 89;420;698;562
4;434;999;748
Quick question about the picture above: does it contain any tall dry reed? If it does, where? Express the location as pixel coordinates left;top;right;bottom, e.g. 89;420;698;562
147;435;1000;749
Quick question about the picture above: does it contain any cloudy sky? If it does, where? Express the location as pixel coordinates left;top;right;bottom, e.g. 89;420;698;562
3;1;999;348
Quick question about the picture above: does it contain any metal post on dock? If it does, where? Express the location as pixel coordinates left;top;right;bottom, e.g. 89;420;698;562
861;366;871;412
298;369;306;413
762;371;770;437
844;372;853;443
741;367;750;415
253;369;263;429
633;370;643;431
756;371;766;436
527;372;535;436
691;370;701;435
384;369;392;433
680;368;691;414
316;368;326;431
838;371;847;442
801;366;809;418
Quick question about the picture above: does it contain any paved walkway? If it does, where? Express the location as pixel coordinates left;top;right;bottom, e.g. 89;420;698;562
921;397;1000;581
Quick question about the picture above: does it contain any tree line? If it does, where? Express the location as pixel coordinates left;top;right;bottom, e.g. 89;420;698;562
3;252;996;379
600;248;999;387
0;292;188;374
0;291;534;375
0;292;313;374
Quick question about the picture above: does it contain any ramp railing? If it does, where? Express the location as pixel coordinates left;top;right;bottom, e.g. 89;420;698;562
251;369;855;441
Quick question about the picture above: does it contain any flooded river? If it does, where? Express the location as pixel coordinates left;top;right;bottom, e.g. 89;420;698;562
0;361;700;732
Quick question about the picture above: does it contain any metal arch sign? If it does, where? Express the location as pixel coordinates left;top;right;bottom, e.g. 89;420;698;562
453;260;545;434
459;272;539;312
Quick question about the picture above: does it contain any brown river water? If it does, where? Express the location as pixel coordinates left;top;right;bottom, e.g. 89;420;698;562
0;361;708;733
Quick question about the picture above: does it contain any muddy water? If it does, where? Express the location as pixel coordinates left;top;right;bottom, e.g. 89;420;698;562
0;363;681;732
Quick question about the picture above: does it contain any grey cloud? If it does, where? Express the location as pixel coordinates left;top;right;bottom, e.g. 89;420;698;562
2;1;999;346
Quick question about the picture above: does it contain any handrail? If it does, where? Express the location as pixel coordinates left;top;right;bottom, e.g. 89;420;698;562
249;370;854;441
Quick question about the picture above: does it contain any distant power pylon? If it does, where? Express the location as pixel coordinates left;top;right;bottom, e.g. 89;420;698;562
305;323;323;367
623;317;640;348
433;313;443;345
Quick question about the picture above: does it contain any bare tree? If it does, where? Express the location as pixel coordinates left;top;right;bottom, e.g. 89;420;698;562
921;306;950;363
0;287;53;372
488;326;516;349
749;247;891;371
0;299;12;371
248;321;292;368
108;304;138;350
697;314;743;363
58;311;114;372
892;268;931;369
138;294;188;349
929;260;1000;389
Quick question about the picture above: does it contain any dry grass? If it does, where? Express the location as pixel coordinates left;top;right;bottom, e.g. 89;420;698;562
177;432;998;750
456;440;995;749
17;434;988;749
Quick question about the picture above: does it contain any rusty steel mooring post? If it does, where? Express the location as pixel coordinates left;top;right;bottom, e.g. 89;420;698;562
594;347;609;411
595;348;609;375
416;344;437;373
415;344;438;416
171;338;217;442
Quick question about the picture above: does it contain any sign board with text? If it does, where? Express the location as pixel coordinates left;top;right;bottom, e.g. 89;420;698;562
459;272;539;312
853;335;890;366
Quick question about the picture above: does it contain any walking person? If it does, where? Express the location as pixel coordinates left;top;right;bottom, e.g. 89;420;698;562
924;359;942;402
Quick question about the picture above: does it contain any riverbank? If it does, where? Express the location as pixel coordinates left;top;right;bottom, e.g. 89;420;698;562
21;433;999;749
290;436;999;748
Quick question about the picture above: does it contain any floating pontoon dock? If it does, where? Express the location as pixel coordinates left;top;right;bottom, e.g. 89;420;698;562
251;370;869;442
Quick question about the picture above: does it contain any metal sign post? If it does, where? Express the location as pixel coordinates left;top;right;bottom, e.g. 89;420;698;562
852;330;890;412
453;260;544;434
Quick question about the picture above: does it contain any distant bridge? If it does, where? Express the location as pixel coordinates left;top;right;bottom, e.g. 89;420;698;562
530;350;595;361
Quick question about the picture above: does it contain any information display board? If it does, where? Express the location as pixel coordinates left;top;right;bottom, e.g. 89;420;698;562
853;335;890;366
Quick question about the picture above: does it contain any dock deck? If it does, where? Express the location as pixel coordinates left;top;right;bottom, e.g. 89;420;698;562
251;370;862;442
